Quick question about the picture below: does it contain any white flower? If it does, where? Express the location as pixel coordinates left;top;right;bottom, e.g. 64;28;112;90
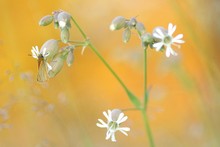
153;23;185;57
96;109;130;142
31;46;52;71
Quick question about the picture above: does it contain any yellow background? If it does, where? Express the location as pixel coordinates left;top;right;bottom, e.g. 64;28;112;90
0;0;219;146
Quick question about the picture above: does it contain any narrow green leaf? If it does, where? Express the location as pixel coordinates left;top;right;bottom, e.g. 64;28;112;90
126;90;141;108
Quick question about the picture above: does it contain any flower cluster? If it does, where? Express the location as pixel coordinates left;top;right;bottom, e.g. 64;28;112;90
33;10;186;144
96;109;130;142
32;10;88;82
110;16;185;57
39;10;72;43
31;40;75;82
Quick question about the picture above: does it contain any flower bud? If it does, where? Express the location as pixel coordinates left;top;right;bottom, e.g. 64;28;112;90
53;10;62;29
128;17;137;29
122;28;131;43
135;22;146;36
57;11;71;29
40;39;59;61
109;16;126;31
61;28;70;43
141;33;153;49
39;15;54;26
48;53;66;78
111;109;122;121
66;50;74;67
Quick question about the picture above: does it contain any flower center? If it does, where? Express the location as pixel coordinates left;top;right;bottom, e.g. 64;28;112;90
163;36;172;45
108;121;119;132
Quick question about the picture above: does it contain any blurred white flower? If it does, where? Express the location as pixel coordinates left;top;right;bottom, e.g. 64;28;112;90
153;23;185;57
96;109;130;142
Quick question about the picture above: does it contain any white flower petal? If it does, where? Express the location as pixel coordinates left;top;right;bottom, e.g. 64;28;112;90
32;55;38;59
119;130;128;136
97;119;108;127
169;47;178;56
119;127;130;132
34;46;39;52
166;47;171;57
31;50;37;57
106;130;112;140
97;123;107;128
111;133;116;142
117;115;128;124
168;24;176;36
173;34;183;40
153;33;163;39
173;39;185;44
107;110;112;121
168;23;173;34
103;111;110;121
42;48;47;56
116;113;124;123
153;42;163;51
118;127;130;136
156;29;165;38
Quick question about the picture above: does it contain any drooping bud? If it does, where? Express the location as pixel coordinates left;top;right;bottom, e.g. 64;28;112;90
109;16;126;31
57;11;71;29
40;39;59;61
122;28;131;43
66;50;74;67
141;33;153;49
127;17;137;29
39;15;54;26
53;10;62;29
61;28;70;43
111;109;122;121
135;22;146;36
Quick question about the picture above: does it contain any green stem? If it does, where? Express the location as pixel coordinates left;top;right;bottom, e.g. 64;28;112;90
144;48;148;109
71;17;141;108
141;110;155;147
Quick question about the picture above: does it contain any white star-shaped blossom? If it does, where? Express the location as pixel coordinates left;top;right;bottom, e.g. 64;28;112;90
31;46;52;71
153;23;185;57
96;109;130;142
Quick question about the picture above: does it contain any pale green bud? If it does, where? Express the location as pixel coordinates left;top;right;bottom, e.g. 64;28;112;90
41;39;59;61
61;28;70;43
128;17;137;29
57;11;71;29
39;15;54;26
109;16;126;31
111;109;122;121
141;33;153;49
48;53;66;78
66;50;74;67
122;28;131;43
53;10;62;29
135;22;146;36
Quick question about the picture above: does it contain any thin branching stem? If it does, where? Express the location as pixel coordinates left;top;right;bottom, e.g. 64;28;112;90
71;16;154;146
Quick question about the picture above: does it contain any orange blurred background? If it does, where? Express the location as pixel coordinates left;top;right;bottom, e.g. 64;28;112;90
0;0;220;146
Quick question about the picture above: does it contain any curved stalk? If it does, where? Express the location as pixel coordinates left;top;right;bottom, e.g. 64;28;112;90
71;17;141;108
